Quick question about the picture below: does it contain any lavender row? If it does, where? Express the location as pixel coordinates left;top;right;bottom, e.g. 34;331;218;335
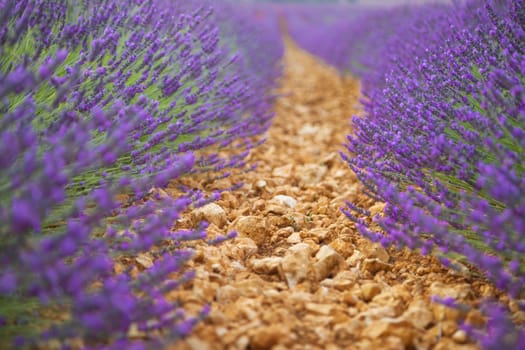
0;0;282;348
285;0;524;348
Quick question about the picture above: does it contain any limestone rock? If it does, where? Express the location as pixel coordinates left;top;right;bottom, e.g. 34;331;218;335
429;282;472;300
192;203;227;228
216;285;241;303
273;195;298;208
233;216;267;245
363;258;393;274
364;243;390;263
361;283;382;302
305;303;333;316
297;164;328;185
329;238;354;258
368;202;386;216
347;250;365;267
314;245;345;281
233;237;259;259
310;228;330;242
184;337;212;350
250;257;282;274
362;319;416;347
359;306;398;321
287;231;302;244
452;330;468;344
250;325;289;350
135;253;154;269
279;243;313;288
403;305;434;329
272;164;293;178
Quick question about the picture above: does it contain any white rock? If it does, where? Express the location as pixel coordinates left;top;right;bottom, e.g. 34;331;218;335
273;195;297;208
235;237;259;258
193;203;227;228
314;245;345;281
286;232;302;244
279;243;313;288
250;257;282;274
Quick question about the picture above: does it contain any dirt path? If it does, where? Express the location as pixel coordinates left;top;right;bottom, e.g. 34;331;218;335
166;40;497;350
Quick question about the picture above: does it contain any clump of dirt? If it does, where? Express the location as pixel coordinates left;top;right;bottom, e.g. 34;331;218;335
165;40;499;350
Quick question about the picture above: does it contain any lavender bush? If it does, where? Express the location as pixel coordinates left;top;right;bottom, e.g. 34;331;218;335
329;0;525;347
0;0;281;348
278;0;525;347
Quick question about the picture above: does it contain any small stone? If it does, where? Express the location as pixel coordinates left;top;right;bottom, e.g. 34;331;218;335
368;202;386;216
365;243;390;263
192;203;227;228
267;204;286;215
362;319;415;347
342;292;359;306
287;231;302;244
135;253;154;269
297;164;328;185
429;282;472;300
279;243;313;288
128;323;147;338
185;337;212;350
363;258;392;274
403;306;434;329
305;303;333;315
431;303;462;323
347;250;365;267
236;336;250;349
309;228;330;241
314;245;345;281
273;195;298;208
250;257;282;274
255;180;267;189
250;325;289;350
273;164;293;178
434;339;478;350
211;263;222;273
216;285;241;303
303;238;320;255
328;277;354;291
233;216;267;245
361;283;382;302
441;320;458;336
234;237;259;259
359;306;398;320
234;277;265;297
329;238;354;258
465;309;485;327
452;330;468;344
335;320;365;341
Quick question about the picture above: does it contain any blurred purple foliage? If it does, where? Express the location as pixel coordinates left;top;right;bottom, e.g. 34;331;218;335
0;0;282;348
282;0;525;348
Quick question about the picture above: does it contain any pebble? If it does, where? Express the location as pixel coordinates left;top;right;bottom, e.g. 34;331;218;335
452;329;468;344
192;203;227;228
250;257;282;274
314;245;345;281
361;283;382;302
362;258;392;274
273;195;298;208
233;216;267;245
250;325;289;350
286;231;302;244
279;243;313;288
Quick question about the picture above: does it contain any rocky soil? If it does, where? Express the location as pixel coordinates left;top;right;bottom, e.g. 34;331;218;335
160;40;504;350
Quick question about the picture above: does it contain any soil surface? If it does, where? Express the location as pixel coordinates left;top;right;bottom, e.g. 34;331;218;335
163;40;503;350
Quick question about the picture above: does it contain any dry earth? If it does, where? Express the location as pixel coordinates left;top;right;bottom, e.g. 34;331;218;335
158;40;505;350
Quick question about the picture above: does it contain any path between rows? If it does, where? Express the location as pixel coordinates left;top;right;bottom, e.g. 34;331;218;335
160;40;498;350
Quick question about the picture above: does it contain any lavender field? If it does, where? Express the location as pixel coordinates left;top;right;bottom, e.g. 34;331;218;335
0;0;523;349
